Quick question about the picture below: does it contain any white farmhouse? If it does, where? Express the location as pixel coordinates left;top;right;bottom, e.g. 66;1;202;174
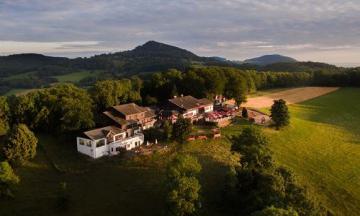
77;125;144;159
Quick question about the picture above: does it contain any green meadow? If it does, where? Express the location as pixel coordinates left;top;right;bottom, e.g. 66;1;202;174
263;88;360;215
53;70;102;83
0;88;359;215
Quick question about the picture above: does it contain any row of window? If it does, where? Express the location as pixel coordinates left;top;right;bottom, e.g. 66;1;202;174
79;139;92;147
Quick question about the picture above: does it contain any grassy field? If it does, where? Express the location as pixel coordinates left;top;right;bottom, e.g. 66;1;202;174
1;87;359;215
0;132;239;216
262;88;360;215
2;71;37;81
53;70;101;83
222;88;360;215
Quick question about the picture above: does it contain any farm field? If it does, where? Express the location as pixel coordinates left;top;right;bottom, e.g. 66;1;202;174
1;87;359;216
53;70;101;83
243;86;339;108
260;88;360;215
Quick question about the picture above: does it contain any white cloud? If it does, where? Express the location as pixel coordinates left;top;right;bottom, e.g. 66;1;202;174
0;0;360;65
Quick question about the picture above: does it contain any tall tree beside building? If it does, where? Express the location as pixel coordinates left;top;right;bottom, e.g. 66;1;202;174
0;161;20;198
242;107;249;118
224;71;248;105
166;155;202;216
162;120;173;141
172;117;192;143
271;99;290;129
3;124;38;166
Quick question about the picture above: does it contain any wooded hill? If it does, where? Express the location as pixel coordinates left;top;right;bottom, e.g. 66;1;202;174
0;41;355;95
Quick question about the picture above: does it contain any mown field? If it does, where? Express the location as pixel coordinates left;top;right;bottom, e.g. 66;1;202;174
262;88;360;215
0;133;239;216
53;70;102;83
225;88;360;215
1;87;359;216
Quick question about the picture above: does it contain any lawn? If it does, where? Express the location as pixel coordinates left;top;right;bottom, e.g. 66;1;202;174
222;88;360;215
262;88;360;215
1;88;359;216
53;70;102;83
0;133;239;216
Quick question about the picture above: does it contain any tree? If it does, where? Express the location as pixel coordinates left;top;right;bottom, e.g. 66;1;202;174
162;120;173;141
0;161;20;198
251;206;298;216
224;71;248;105
167;154;202;179
242;107;248;118
3;124;38;166
227;126;326;216
91;79;137;111
166;155;202;216
172;117;192;143
167;176;201;216
39;84;95;132
271;99;290;129
0;96;9;135
231;126;272;169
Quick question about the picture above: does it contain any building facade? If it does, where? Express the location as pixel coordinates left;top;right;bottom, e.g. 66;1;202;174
167;95;213;121
77;126;144;159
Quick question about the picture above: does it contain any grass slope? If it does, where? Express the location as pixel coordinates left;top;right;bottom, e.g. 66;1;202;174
263;88;360;215
0;133;238;216
53;70;101;83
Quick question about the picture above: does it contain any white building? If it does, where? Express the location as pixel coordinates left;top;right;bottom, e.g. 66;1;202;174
168;96;213;121
77;125;144;159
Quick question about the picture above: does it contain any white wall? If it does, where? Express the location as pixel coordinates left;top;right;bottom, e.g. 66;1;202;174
77;137;95;158
109;134;144;155
204;105;213;113
183;109;198;118
77;133;145;159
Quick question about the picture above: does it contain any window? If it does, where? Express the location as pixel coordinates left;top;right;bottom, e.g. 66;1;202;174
79;139;85;145
96;139;105;147
86;141;92;147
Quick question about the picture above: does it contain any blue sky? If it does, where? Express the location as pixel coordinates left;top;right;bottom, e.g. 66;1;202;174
1;0;360;66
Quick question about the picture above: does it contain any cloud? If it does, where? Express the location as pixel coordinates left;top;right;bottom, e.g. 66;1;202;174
0;0;360;65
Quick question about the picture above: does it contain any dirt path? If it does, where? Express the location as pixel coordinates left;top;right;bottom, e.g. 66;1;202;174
243;87;339;108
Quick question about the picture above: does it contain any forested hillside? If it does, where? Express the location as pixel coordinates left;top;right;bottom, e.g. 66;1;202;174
0;41;357;96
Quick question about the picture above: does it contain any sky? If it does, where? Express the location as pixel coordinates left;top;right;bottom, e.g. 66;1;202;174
1;0;360;66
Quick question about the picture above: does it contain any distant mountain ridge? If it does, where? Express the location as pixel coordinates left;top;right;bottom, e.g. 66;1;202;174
244;54;297;66
0;41;344;79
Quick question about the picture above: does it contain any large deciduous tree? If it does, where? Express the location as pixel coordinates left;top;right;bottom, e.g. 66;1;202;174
271;99;290;129
226;126;326;216
0;161;20;198
92;79;141;111
172;117;192;143
3;124;38;166
166;155;202;216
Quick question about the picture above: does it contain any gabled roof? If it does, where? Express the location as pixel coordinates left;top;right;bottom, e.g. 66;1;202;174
169;95;213;110
83;126;124;140
103;111;129;126
169;96;201;110
112;103;147;115
198;98;213;106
